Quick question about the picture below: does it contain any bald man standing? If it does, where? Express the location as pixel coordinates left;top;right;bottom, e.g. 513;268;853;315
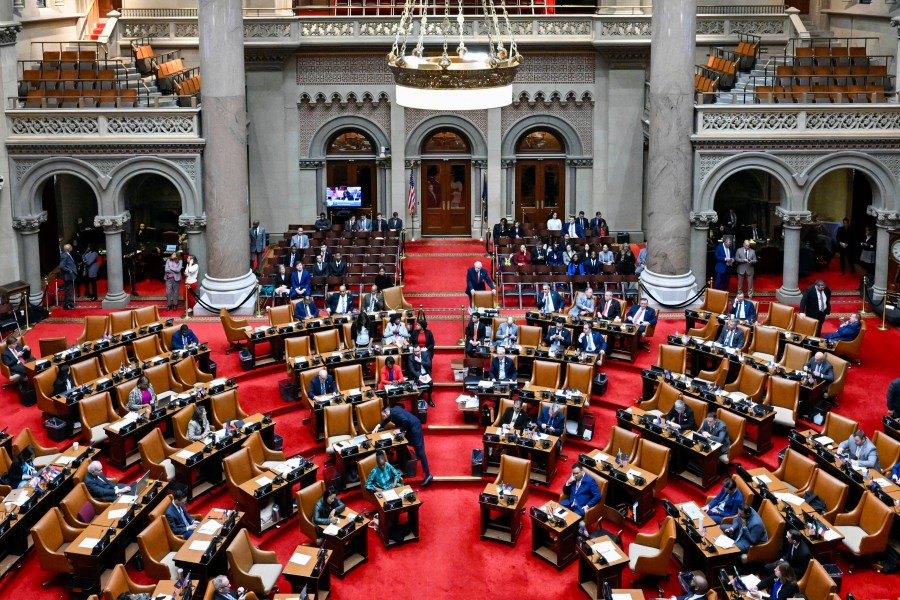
465;260;495;298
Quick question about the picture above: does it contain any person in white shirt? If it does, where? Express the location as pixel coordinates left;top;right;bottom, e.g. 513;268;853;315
546;211;562;231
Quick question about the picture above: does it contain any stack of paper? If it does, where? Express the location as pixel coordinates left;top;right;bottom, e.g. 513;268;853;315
108;508;128;519
255;476;273;486
714;534;735;549
322;524;340;536
197;521;221;536
289;552;312;566
382;489;399;502
592;540;615;554
456;395;478;409
78;538;100;549
682;502;703;521
117;494;137;505
189;540;210;552
814;435;834;446
774;492;803;506
177;450;195;460
753;474;772;485
55;455;76;466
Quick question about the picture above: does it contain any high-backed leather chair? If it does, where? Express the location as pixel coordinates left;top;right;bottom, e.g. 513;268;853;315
77;315;109;345
560;471;608;529
686;318;718;341
0;448;11;497
138;428;178;481
267;304;293;327
798;468;848;524
357;453;379;507
298;368;321;405
381;285;412;310
698;289;729;315
697;357;729;387
628;516;676;579
472;290;496;311
69;359;103;388
494;455;531;506
764;376;800;428
39;337;68;357
324;404;356;454
491;398;517;428
136;515;184;579
748;326;780;362
717;408;745;464
35;365;68;419
640;382;681;414
223;448;265;509
102;564;155;600
798;559;837;598
160;325;180;352
100;346;130;375
355;398;384;434
773;448;816;492
657;345;687;374
220;308;252;353
13;426;61;467
872;430;900;475
778;344;811;372
145;363;186;397
115;378;139;414
171;405;196;448
834;491;894;566
791;314;820;337
59;482;110;527
562;362;593;394
518;325;543;347
490;317;506;343
148;494;173;523
334;364;364;391
762;302;795;331
210;389;250;428
242;430;285;471
529;360;561;389
284;337;312;376
821;412;858;445
744;499;785;564
109;310;136;334
79;391;120;445
833;319;865;364
737;324;752;352
226;529;283;596
31;506;84;576
314;329;341;355
173;356;213;387
681;395;708;429
133;335;164;364
824;354;849;400
603;426;640;460
630;439;670;494
133;305;160;326
297;480;325;542
723;364;767;402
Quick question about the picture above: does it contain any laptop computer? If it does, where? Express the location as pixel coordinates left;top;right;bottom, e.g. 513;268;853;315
128;470;151;495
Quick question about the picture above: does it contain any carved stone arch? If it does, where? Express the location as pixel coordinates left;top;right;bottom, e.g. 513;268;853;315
107;156;200;216
801;151;898;212
376;91;390;103
299;92;312;103
500;114;584;157
15;156;103;217
405;114;488;157
696;152;799;214
309;115;390;160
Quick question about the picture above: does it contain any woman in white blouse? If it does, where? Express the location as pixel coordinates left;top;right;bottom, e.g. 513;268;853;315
184;254;199;309
546;211;562;231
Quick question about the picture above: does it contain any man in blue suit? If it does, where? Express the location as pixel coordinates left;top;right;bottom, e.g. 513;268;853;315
84;461;125;502
702;476;743;524
465;261;495;298
537;402;565;436
489;346;517;381
537;284;565;314
165;487;199;538
823;312;862;342
561;464;602;517
714;237;735;290
563;216;584;239
290;262;312;299
545;320;571;352
723;504;768;553
577;323;606;355
625;299;657;335
308;368;337;398
728;292;756;323
293;296;319;320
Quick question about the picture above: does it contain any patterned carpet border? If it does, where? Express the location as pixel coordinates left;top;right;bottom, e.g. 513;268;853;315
405;252;489;258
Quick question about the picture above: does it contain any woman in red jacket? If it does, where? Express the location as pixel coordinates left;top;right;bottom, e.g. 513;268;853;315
378;356;404;390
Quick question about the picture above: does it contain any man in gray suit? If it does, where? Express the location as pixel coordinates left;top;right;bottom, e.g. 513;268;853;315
290;227;310;250
838;429;881;471
249;220;267;273
494;316;518;348
357;214;372;232
59;244;78;309
735;239;757;298
699;413;732;463
568;287;596;317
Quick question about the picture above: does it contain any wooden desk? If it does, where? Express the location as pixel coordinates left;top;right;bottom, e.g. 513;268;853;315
236;468;296;535
282;545;331;599
672;502;742;593
248;313;371;369
529;500;582;569
151;580;195;598
172;508;244;593
482;426;560;485
334;429;409;491
373;484;421;549
520;383;588;437
322;512;369;579
579;449;657;525
577;535;630;598
524;310;641;363
480;483;525;545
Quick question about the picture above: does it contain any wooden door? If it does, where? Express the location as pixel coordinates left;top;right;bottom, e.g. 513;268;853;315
421;161;471;236
515;159;565;226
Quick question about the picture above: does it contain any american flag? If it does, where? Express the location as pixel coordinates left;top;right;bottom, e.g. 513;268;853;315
407;169;416;215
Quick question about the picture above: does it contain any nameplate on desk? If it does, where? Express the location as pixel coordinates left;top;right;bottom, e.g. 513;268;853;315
251;331;266;340
121;331;136;341
278;325;293;334
33;359;50;371
383;346;399;356
383;498;402;511
525;311;540;319
578;454;597;468
374;438;392;449
339;445;359;457
517;437;536;448
338;521;355;536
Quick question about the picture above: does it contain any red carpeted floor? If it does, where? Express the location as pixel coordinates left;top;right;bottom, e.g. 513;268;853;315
1;238;897;599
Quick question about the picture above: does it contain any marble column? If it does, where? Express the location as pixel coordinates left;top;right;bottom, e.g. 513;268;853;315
891;17;900;89
689;211;717;289
639;0;698;307
775;208;811;305
389;101;407;236
12;212;47;306
95;212;131;309
486;107;502;241
0;15;21;286
867;206;900;303
473;159;488;240
501;159;515;221
197;0;257;315
298;160;324;216
376;157;390;216
179;214;208;281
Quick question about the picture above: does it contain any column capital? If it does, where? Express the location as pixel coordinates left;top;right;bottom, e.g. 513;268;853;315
501;158;516;169
689;211;718;228
0;24;22;47
94;211;131;232
472;159;487;169
404;159;420;169
179;213;208;231
12;211;47;233
891;16;900;39
866;205;900;229
298;159;325;169
775;207;812;228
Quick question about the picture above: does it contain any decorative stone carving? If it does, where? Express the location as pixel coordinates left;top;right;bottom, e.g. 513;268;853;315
298;160;325;169
515;53;594;85
779;154;817;176
7;143;205;156
358;21;400;36
501;159;516;168
501;99;593;153
700;111;799;131
94;211;131;232
507;20;533;37
298;21;353;37
867;206;900;229
106;116;196;135
14;160;38;182
244;22;292;38
806;111;900;131
170;158;198;181
297;55;392;85
875;153;900;181
689;211;718;228
567;158;593;167
0;24;22;46
423;21;473;36
12;211;48;233
732;19;784;35
11;116;99;136
89;159;123;176
404;109;487;142
472;160;487;169
121;22;169;39
697;154;728;184
600;20;651;37
775;207;812;228
178;214;207;230
298;99;390;156
404;159;420;169
538;20;591;36
175;23;199;38
695;19;725;35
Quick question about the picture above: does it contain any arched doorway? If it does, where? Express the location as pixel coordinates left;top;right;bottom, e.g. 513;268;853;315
123;173;183;281
514;129;565;226
421;129;471;236
38;174;99;276
808;168;874;274
326;129;377;219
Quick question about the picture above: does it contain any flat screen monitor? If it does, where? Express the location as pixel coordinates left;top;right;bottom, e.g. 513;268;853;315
326;186;363;208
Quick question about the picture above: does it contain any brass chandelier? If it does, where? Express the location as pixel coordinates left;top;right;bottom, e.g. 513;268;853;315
387;0;522;110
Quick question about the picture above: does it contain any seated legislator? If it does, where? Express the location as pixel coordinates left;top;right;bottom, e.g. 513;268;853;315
764;528;811;577
729;292;756;323
411;318;435;353
537;284;564;315
716;318;745;349
328;253;348;278
537;403;565;437
514;245;531;266
545;320;571;352
490;346;517;382
500;398;529;430
569;287;596;317
804;352;834;387
365;451;402;492
326;285;355;315
560;463;602;517
383;313;410;347
723;504;768;553
52;364;77;395
290;263;312;299
294;295;319;320
308;369;337;398
282;246;301;270
313;485;346;535
494;316;518;348
187;405;212;441
314;212;331;231
666;399;696;432
596;291;621;320
749;561;799;600
464;313;486;357
378;356;404;390
84;460;127;501
361;284;385;313
2;335;31;378
165;487;200;538
170;324;199;350
407;345;433;406
311;257;329;278
823;312;862;342
625;299;657;335
577;323;606;355
351;312;375;347
564;216;585;238
126;376;157;412
669;573;709;600
837;429;881;470
698;413;732;461
702;476;743;524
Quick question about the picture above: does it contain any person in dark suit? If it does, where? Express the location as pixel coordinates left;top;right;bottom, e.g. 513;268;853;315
211;575;242;600
311;257;329;278
325;286;355;315
537;284;565;315
625;299;657;335
465;261;495;298
373;213;388;232
702;476;743;525
1;335;31;378
716;319;745;349
374;405;432;485
122;233;139;296
887;377;900;419
308;368;337;398
249;220;267;273
751;562;799;600
492;218;510;248
165;487;199;538
314;212;332;232
328;253;348;278
273;264;291;301
316;244;332;265
387;212;403;232
799;280;831;329
670;573;709;600
577;323;606;355
411;319;435;354
361;285;385;313
596;291;620;320
489;346;517;381
282;245;302;269
53;364;76;395
545;320;571;352
500;398;529;430
666;399;696;432
60;244;78;309
714;237;735;291
564;216;585;239
171;324;199;350
574;211;590;233
699;413;732;461
465;313;487;357
560;463;602;517
509;221;525;239
723;504;768;553
294;296;319;320
408;345;433;405
835;218;855;274
823;312;862;342
537;403;564;436
590;211;608;237
84;461;125;501
728;292;756;323
290;263;312;299
763;529;812;577
804;352;834;387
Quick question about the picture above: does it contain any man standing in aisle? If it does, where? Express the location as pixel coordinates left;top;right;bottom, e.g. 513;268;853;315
465;261;495;299
249;220;267;274
59;244;78;309
799;279;831;334
374;405;433;486
714;237;735;291
835;218;855;275
735;239;757;297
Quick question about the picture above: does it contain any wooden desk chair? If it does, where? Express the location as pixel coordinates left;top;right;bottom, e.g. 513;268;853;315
12;426;61;467
640;381;680;413
138;428;177;481
355;398;384;434
562;362;593;395
723;364;767;402
529;360;561;389
630;438;670;494
744;499;785;565
39;336;68;357
100;346;130;375
242;430;285;471
79;391;120;445
833;491;895;571
324;404;356;454
313;329;340;354
210;388;249;429
77;315;109;345
172;356;213;387
101;564;156;600
797;468;848;524
220;308;252;354
832;319;865;365
748;325;780;362
32;506;84;578
357;454;379;507
821;412;858;446
136;515;184;579
628;515;676;580
144;363;186;395
334;364;364;392
697;357;729;387
297;480;325;542
70;357;102;385
59;482;110;528
778;344;811;372
603;426;640;460
798;559;837;598
494;455;531;506
773;448;816;493
763;376;800;428
761;302;795;331
132;335;164;364
656;344;687;374
109;310;136;334
133;305;160;326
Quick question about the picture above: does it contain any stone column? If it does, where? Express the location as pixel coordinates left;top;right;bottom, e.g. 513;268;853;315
179;214;208;280
639;0;698;307
486;107;502;241
197;0;257;315
95;212;131;309
389;101;407;235
299;160;324;217
775;208;811;305
569;159;593;218
501;159;515;220
689;211;717;289
891;17;900;88
12;212;47;306
376;156;390;216
0;16;22;287
473;159;488;240
867;206;900;303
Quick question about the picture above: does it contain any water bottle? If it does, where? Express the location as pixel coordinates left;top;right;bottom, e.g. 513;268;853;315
339;342;345;352
615;449;622;466
119;362;125;375
272;503;281;527
174;568;184;589
372;512;380;530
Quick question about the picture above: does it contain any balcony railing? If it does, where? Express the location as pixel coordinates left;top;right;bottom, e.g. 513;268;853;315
694;103;900;139
5;108;201;140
